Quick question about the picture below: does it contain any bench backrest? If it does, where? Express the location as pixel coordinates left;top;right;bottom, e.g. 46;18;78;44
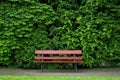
34;50;83;63
35;50;82;54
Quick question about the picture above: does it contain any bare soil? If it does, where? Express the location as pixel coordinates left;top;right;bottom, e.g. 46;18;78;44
0;68;120;77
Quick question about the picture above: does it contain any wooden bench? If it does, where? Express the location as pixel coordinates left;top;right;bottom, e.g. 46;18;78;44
34;50;83;72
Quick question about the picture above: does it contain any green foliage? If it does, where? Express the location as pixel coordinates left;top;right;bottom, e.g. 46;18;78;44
0;1;56;68
79;0;120;67
0;0;120;68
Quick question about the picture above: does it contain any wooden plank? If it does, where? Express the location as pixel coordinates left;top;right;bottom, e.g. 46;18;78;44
34;60;84;63
35;50;82;54
35;56;83;60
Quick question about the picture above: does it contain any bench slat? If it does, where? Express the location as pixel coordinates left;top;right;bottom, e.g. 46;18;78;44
35;50;82;54
35;56;82;60
34;60;84;63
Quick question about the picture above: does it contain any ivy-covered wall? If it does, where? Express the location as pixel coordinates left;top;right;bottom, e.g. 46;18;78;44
0;0;120;68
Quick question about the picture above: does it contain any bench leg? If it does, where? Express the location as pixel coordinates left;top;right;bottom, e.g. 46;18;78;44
74;63;77;72
41;64;43;72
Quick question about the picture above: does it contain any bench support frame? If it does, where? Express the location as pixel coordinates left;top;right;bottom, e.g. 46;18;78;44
41;64;43;72
41;54;44;72
40;63;77;72
74;63;77;72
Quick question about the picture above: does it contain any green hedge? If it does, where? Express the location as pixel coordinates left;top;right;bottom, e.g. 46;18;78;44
0;1;56;68
0;0;120;68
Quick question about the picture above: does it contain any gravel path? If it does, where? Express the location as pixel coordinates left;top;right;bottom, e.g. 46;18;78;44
0;68;120;77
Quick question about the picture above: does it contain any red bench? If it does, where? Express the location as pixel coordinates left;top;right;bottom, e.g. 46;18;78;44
34;50;83;72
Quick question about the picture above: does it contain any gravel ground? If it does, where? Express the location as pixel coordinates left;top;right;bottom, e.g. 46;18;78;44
0;68;120;77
